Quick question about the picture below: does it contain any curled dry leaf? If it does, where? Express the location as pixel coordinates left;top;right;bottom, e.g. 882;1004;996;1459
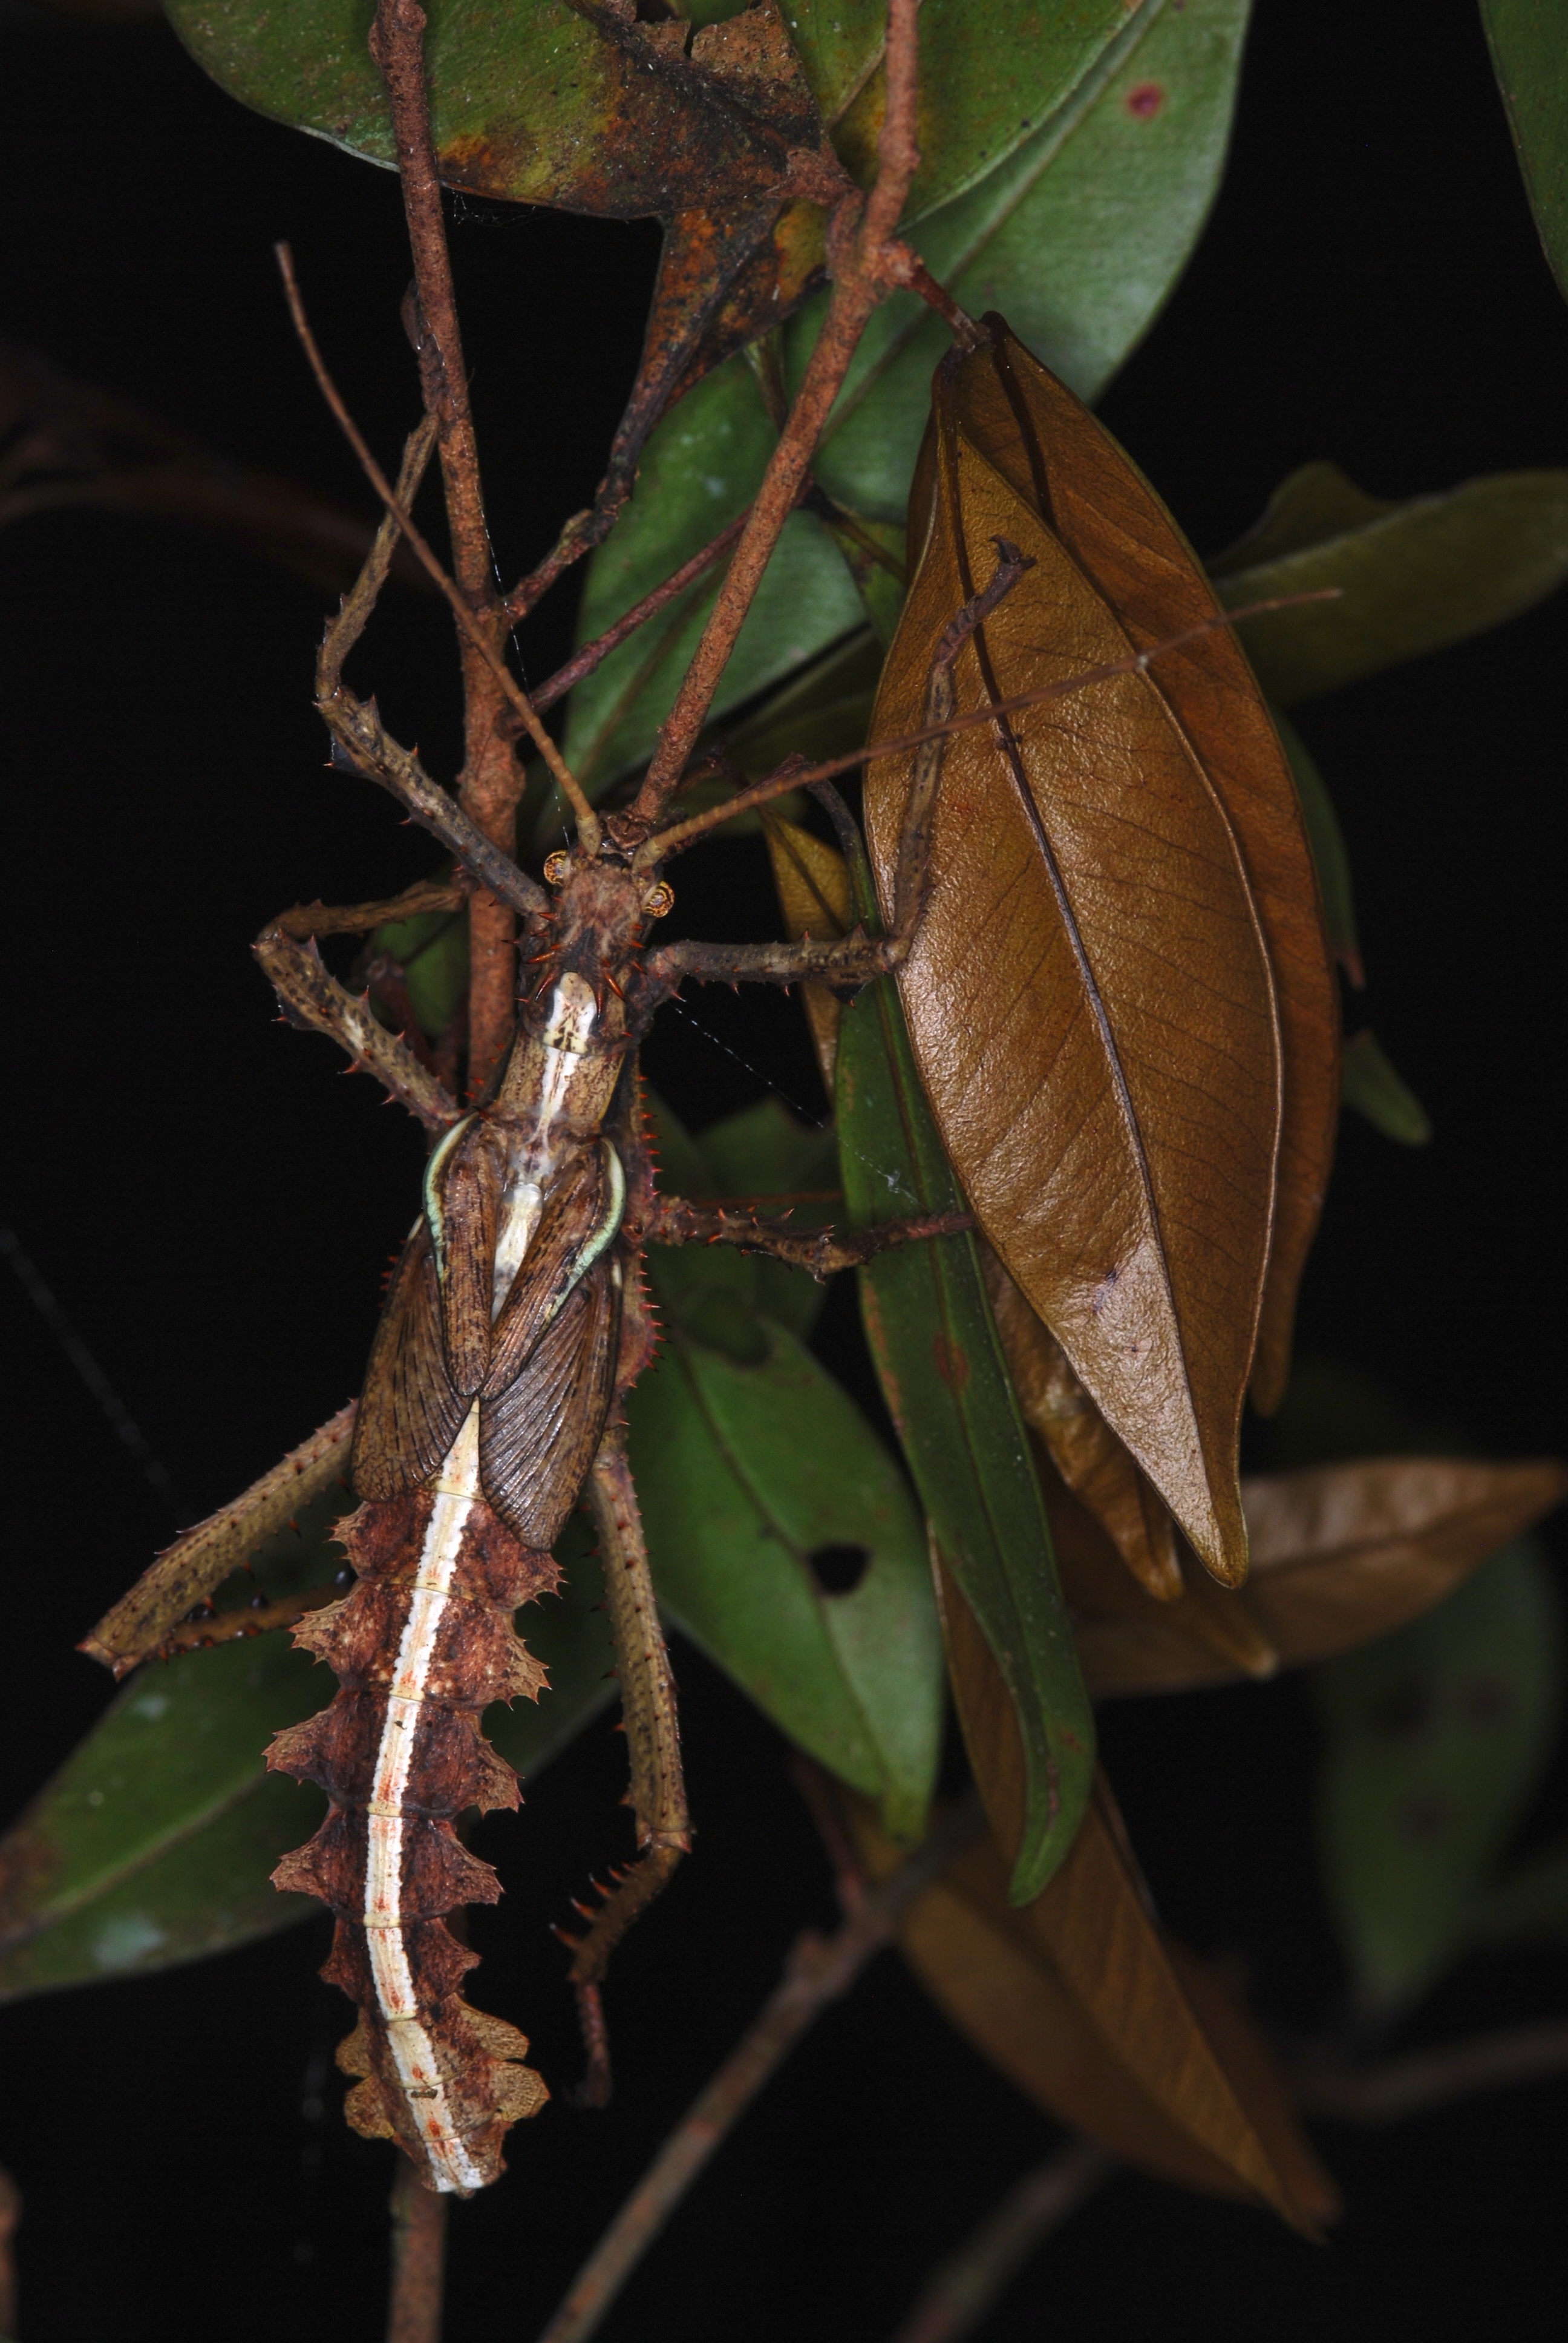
867;321;1338;1581
844;1772;1338;2232
1071;1454;1568;1700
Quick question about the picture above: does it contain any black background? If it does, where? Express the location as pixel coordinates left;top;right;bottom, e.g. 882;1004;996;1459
2;1;1565;2335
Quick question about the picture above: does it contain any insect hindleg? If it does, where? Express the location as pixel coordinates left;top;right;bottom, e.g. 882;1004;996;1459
563;1421;691;2108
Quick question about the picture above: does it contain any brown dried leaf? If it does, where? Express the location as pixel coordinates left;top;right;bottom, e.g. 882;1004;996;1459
921;321;1341;1420
1073;1455;1568;1699
982;1243;1183;1602
846;1779;1338;2232
868;325;1325;1583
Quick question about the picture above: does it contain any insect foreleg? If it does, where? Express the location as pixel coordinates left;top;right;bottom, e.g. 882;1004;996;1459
317;410;438;704
563;1423;691;2109
254;923;460;1132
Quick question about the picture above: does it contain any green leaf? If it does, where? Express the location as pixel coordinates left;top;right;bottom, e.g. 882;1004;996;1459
1313;1537;1562;2013
1212;460;1568;704
371;902;468;1042
834;860;1094;1903
1481;0;1568;303
566;0;1251;785
1341;1030;1433;1149
1469;1835;1568;1947
629;1319;942;1840
783;0;1138;224
0;1501;613;2002
1273;710;1362;986
696;1096;840;1342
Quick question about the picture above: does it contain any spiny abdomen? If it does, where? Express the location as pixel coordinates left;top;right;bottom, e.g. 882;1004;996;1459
267;1430;554;2194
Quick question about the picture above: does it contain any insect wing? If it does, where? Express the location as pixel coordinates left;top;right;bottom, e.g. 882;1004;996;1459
481;1258;620;1548
351;1221;467;1498
485;1146;606;1398
431;1124;501;1397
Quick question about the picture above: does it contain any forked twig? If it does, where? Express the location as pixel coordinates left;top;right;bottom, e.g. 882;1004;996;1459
387;2152;447;2343
535;1798;984;2343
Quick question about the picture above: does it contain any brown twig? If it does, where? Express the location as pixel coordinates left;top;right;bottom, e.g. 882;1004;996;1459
535;1797;984;2343
635;586;1343;865
369;0;537;1078
629;0;928;821
1298;2020;1568;2125
272;249;598;853
528;510;750;715
887;2140;1114;2343
387;2151;447;2343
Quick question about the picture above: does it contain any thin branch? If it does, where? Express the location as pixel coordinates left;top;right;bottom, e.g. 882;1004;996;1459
636;587;1342;865
387;2151;447;2343
888;2140;1114;2343
527;509;750;714
273;244;599;851
535;1797;984;2343
1298;2020;1568;2125
629;0;928;821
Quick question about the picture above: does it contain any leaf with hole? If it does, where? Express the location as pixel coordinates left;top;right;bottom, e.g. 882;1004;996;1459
1313;1538;1563;2013
628;1317;941;1840
1210;460;1568;705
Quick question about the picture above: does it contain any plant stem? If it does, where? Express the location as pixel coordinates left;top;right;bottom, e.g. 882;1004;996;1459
370;0;524;1081
528;510;750;715
629;0;928;822
1298;2019;1568;2123
387;2153;447;2343
534;1798;984;2343
888;2140;1113;2343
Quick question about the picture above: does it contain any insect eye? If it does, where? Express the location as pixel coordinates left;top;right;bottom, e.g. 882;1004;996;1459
642;880;675;919
543;850;571;885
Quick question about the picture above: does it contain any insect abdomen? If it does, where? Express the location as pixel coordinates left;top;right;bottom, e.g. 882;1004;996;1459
267;1411;554;2192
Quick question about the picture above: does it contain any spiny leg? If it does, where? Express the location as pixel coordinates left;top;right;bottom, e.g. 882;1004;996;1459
563;1423;691;2108
254;921;460;1133
641;1193;970;1277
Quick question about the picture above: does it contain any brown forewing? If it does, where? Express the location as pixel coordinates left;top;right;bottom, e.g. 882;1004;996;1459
351;1222;468;1499
947;323;1340;1413
867;405;1280;1584
432;1124;501;1398
485;1145;606;1398
480;1260;621;1548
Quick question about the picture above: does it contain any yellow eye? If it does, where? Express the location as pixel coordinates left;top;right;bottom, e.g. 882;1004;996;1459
543;850;571;885
642;881;675;919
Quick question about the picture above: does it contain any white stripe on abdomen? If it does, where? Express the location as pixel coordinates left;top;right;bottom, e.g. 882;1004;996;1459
364;1405;486;2194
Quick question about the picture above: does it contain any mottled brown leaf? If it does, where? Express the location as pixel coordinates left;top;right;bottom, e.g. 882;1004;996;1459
1073;1454;1568;1699
847;1783;1338;2232
868;324;1321;1583
926;323;1340;1422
